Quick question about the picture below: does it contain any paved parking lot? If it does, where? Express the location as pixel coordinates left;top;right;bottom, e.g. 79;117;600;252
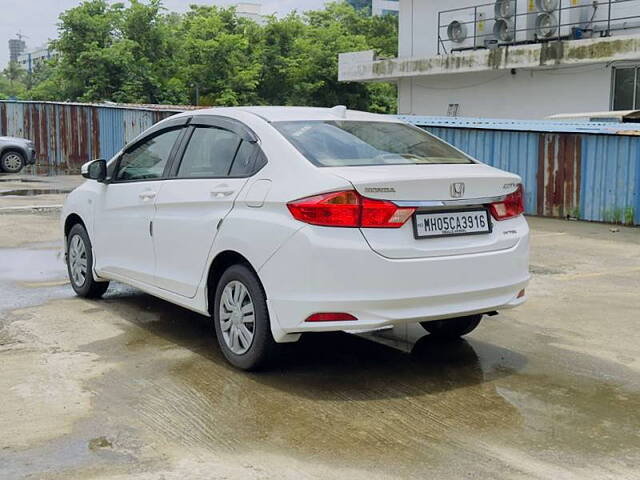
1;174;639;479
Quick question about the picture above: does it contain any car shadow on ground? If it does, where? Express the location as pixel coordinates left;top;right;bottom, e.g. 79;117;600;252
98;285;528;401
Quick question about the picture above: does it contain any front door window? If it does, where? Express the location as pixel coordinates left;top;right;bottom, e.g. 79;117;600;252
116;129;182;181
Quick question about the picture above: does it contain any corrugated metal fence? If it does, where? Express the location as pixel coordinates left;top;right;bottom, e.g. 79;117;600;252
404;116;640;226
0;101;182;173
1;101;638;225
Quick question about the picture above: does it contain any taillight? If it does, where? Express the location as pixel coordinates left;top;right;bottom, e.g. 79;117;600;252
489;184;524;221
287;190;415;228
287;191;360;227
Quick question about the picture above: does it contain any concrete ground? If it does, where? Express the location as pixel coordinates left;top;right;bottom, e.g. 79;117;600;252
0;173;639;480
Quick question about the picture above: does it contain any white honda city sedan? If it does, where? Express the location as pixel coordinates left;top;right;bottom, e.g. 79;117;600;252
62;106;529;370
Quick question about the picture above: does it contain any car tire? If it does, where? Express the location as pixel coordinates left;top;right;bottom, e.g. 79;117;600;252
419;314;483;339
66;224;110;298
0;151;25;173
213;264;278;371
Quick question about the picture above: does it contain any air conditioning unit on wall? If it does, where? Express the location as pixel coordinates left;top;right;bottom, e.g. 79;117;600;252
533;0;591;40
493;0;538;44
443;8;496;50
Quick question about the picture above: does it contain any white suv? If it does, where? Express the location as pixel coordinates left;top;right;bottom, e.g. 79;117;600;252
62;106;529;370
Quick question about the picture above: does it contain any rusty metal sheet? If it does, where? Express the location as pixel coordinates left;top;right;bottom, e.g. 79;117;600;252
537;134;582;219
0;101;183;172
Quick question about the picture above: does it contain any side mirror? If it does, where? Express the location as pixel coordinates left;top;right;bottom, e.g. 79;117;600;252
81;159;107;182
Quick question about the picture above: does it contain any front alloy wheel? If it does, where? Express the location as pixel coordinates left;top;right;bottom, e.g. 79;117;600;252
66;224;110;298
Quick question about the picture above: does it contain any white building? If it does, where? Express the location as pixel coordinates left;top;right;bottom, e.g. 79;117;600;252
372;0;399;16
235;2;268;25
339;0;640;119
17;46;55;73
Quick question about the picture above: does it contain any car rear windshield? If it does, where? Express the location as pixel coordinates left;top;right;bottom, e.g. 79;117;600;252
273;120;473;167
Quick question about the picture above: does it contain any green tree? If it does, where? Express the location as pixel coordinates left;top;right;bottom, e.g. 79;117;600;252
0;62;28;99
175;5;264;106
25;60;63;101
257;13;306;105
51;0;126;101
286;2;397;111
118;0;184;103
17;0;398;112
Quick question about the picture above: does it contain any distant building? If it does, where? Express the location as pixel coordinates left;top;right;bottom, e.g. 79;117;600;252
235;2;268;25
347;0;371;12
347;0;399;16
17;46;55;73
372;0;399;16
339;0;640;119
8;38;26;63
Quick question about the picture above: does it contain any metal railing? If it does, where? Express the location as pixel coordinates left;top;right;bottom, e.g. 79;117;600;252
437;0;640;55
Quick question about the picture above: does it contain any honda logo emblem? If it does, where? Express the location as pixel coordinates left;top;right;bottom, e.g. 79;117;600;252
450;182;465;198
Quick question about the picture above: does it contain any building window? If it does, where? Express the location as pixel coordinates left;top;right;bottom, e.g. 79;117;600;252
612;67;640;110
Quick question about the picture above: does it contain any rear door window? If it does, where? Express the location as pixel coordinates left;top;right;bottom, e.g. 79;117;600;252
229;140;267;177
176;127;241;178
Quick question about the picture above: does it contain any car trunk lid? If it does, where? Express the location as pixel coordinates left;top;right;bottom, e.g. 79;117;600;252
327;164;522;259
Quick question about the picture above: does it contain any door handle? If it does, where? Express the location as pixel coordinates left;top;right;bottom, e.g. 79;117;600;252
210;189;235;198
138;191;157;201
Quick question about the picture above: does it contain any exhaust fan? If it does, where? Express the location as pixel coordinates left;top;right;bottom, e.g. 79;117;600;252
494;18;515;41
447;20;468;43
535;12;558;38
535;0;559;13
494;0;516;19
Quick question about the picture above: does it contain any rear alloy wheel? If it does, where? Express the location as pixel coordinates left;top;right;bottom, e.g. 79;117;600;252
66;224;110;298
213;264;278;370
1;151;25;173
419;314;483;339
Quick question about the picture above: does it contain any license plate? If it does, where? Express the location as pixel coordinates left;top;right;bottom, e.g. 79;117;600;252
413;209;492;239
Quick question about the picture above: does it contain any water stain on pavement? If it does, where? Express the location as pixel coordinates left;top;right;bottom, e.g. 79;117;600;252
0;243;66;283
0;189;71;196
0;243;74;314
0;178;47;183
48;290;636;478
1;217;640;478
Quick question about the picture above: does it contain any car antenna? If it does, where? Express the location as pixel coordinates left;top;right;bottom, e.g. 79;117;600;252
330;105;347;119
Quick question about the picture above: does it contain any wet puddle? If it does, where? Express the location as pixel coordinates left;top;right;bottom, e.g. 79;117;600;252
2;280;640;478
0;189;71;196
0;244;66;282
0;178;47;183
0;243;72;312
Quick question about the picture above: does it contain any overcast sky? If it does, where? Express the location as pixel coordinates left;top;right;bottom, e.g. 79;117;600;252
0;0;327;68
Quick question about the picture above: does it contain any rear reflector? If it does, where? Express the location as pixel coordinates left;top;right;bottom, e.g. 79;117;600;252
287;190;415;228
305;313;358;322
489;184;525;221
517;289;526;298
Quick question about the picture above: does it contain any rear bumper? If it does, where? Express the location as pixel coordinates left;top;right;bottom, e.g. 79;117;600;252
259;223;530;338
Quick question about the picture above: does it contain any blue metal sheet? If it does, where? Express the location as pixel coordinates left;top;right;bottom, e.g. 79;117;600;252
98;107;125;161
400;115;640;136
580;135;640;224
424;127;539;215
